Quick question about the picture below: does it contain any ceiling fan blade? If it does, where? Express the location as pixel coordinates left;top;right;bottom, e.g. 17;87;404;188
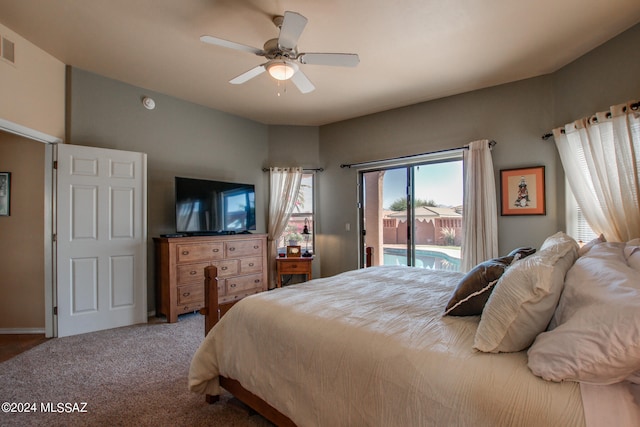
290;70;315;94
278;11;308;50
299;53;360;67
200;35;264;56
229;64;267;84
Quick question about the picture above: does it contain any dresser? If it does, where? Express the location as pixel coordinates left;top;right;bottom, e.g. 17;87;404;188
154;234;267;323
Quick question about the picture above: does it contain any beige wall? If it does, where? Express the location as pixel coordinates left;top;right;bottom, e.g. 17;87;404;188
0;132;45;330
0;22;62;331
0;23;65;140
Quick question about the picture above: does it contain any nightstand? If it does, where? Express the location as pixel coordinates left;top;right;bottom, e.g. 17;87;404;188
276;256;313;287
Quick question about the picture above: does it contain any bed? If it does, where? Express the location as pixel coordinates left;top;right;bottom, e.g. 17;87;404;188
189;232;640;426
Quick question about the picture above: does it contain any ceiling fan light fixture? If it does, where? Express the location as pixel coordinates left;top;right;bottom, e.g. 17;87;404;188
267;60;298;81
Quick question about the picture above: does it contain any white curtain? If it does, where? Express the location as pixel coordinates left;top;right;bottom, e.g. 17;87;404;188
461;139;498;272
553;100;640;242
267;167;303;288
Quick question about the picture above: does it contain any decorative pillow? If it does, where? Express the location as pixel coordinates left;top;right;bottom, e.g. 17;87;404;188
578;233;605;256
444;247;536;316
473;232;578;353
528;242;640;384
625;238;640;272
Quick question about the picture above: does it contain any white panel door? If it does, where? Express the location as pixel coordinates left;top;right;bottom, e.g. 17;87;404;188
56;144;147;337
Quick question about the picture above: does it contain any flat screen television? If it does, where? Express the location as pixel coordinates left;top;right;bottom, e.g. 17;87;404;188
175;176;256;235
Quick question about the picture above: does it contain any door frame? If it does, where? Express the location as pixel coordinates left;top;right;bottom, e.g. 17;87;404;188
44;143;55;337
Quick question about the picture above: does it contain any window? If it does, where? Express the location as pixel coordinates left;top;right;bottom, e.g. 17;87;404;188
565;178;597;243
278;173;315;256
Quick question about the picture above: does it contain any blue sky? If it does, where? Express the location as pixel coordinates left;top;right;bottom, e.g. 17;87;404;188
382;161;463;208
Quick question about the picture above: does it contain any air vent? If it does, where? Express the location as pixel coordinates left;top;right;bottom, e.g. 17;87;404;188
1;35;15;64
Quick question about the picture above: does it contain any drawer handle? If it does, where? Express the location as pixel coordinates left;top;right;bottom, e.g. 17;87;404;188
248;262;254;267
254;279;260;283
212;248;219;253
221;266;228;271
230;283;236;288
253;245;259;249
229;247;236;252
190;270;197;275
182;292;190;297
182;250;189;255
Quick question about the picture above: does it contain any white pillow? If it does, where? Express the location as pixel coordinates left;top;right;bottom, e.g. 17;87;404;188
578;233;605;256
528;242;640;384
473;232;578;353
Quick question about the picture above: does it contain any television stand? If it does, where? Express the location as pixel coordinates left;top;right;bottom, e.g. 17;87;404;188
154;233;268;323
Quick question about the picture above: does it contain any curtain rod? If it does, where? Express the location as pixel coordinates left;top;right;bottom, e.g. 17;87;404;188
541;130;563;140
340;140;496;169
542;101;640;140
262;167;324;172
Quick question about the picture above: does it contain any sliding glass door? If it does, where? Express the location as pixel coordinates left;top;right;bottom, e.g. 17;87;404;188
360;156;463;271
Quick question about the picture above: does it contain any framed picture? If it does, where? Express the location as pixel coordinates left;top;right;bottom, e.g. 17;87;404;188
286;245;301;257
500;166;545;216
0;172;10;216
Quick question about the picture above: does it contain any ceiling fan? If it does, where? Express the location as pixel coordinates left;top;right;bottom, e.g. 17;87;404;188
200;11;359;94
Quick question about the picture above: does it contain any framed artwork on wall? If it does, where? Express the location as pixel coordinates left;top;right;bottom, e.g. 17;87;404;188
500;166;545;216
0;172;10;216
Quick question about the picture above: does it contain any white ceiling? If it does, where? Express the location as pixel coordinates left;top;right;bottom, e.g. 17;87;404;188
1;0;639;126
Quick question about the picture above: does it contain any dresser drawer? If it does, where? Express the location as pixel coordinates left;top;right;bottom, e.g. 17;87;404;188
176;242;224;263
225;239;263;258
176;262;209;284
224;273;264;296
211;259;239;277
177;302;204;315
177;283;204;305
240;256;262;274
278;260;311;274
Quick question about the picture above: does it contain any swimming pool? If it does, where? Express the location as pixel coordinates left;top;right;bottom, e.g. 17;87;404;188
383;247;461;271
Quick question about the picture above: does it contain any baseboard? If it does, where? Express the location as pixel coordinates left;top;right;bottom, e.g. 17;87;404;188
0;328;46;334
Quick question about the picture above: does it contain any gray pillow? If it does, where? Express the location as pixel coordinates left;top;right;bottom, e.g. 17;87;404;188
444;247;536;316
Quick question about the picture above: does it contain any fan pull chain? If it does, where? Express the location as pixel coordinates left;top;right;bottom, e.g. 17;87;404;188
276;79;288;97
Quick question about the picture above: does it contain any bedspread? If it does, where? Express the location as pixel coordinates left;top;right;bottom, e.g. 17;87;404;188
189;265;584;426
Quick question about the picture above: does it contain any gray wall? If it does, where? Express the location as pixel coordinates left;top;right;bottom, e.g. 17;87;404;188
68;68;269;310
317;23;640;277
268;125;320;169
318;77;558;276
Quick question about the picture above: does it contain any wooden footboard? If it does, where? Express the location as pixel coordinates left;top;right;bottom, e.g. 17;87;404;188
219;376;296;426
200;265;295;425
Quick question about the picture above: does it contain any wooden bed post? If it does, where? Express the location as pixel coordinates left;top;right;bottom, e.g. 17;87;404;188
200;265;220;336
200;265;221;405
366;246;373;267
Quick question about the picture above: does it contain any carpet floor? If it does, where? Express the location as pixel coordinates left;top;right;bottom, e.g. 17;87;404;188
0;313;273;426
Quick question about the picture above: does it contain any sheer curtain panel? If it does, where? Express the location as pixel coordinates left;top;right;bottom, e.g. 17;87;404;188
553;100;640;242
267;167;303;288
461;139;499;272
